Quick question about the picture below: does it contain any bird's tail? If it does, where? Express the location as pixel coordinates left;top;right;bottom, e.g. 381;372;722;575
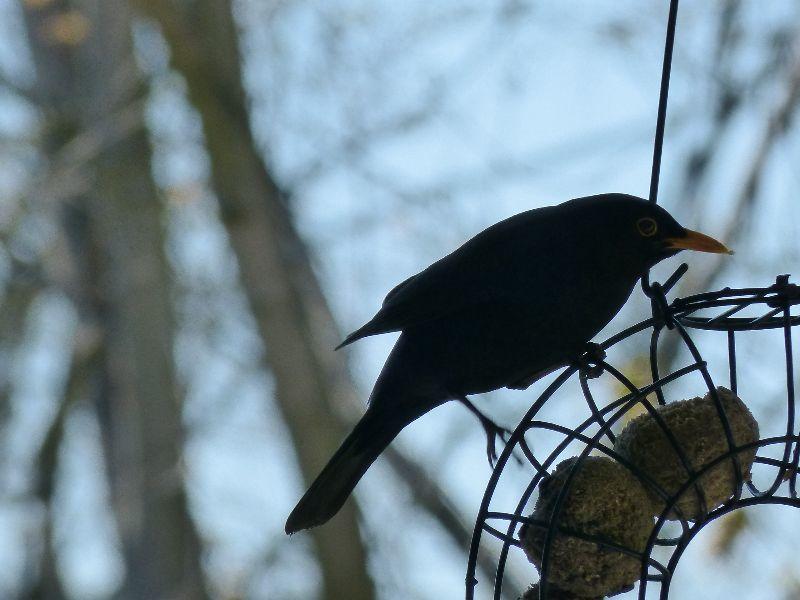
285;403;412;534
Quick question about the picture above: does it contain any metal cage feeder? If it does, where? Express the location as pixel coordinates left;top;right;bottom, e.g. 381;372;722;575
466;267;800;599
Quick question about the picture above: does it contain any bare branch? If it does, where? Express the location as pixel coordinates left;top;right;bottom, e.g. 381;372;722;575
23;96;147;208
687;43;800;294
0;68;40;106
656;35;800;370
22;324;102;600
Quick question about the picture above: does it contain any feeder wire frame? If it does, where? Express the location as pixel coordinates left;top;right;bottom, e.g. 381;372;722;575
465;269;800;600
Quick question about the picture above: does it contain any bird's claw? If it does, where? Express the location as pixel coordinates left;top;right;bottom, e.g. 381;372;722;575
576;342;606;378
458;395;523;468
482;420;513;468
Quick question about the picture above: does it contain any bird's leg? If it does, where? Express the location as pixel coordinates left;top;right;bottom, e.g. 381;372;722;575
457;395;513;468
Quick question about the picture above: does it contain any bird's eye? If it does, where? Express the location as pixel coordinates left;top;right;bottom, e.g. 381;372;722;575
636;217;658;237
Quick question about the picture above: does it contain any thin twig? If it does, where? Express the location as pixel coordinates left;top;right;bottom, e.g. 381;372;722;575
0;69;40;106
656;37;800;369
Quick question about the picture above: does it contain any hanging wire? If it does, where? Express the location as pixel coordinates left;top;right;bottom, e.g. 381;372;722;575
643;0;683;307
649;0;681;204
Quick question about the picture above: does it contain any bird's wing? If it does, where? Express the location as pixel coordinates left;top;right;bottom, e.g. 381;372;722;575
337;207;557;349
336;266;497;348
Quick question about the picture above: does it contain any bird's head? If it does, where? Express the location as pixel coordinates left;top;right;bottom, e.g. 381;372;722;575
572;194;732;271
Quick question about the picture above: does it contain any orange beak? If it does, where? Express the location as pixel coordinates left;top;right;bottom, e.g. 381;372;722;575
664;228;733;255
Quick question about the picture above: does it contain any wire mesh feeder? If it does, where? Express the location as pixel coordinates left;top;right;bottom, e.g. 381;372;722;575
465;265;800;600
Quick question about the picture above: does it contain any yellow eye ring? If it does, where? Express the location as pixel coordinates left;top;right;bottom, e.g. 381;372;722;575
636;217;658;237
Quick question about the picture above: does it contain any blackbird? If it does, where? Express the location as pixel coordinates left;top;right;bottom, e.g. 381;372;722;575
285;193;731;534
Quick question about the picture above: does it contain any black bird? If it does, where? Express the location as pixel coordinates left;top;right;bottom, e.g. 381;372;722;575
285;193;731;534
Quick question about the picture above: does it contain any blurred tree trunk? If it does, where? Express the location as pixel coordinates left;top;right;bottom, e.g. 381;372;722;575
130;2;377;598
21;0;209;598
19;3;86;598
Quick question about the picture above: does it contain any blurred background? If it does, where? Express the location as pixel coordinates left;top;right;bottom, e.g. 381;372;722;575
0;0;799;598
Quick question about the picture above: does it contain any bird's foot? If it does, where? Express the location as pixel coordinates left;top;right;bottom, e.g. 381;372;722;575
458;396;517;468
575;342;607;378
481;419;513;468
